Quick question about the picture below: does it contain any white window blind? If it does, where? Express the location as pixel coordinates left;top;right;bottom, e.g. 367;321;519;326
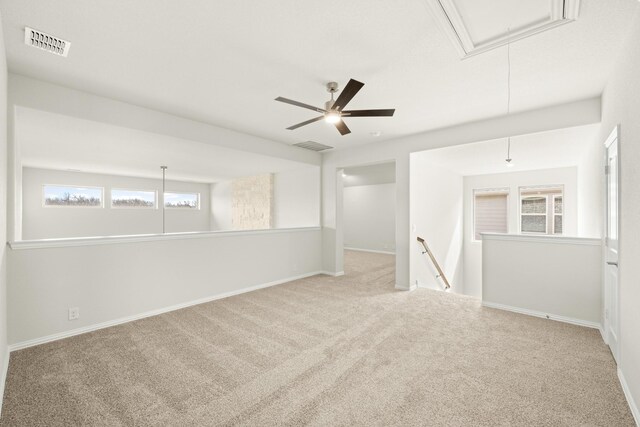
474;191;508;240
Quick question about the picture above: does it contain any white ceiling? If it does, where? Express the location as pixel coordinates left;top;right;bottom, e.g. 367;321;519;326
16;107;315;183
413;123;601;176
343;162;396;187
0;0;638;150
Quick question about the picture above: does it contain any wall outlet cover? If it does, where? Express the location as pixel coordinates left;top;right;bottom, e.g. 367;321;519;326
68;307;79;321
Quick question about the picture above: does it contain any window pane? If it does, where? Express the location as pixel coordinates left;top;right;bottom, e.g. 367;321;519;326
554;196;563;214
164;192;199;209
112;189;156;208
521;196;546;214
43;185;102;207
521;215;546;233
474;191;508;240
554;215;563;234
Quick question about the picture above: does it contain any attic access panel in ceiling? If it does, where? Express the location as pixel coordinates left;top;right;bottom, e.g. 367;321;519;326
426;0;580;58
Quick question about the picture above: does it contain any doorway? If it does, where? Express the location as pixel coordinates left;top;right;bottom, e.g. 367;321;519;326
604;126;620;363
340;162;396;285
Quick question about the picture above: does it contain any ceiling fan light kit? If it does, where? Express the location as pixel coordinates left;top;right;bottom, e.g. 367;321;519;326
275;79;396;136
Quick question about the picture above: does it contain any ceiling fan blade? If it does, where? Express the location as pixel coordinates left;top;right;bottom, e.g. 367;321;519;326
275;97;325;113
334;119;351;136
342;109;395;117
286;116;324;130
332;79;364;111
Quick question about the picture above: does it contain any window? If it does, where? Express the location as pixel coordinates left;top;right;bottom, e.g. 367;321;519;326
111;189;156;208
43;185;103;207
474;189;509;240
520;186;563;235
164;192;200;209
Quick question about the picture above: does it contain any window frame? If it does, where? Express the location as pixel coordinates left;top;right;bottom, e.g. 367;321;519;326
42;184;104;208
163;191;201;210
552;194;563;235
110;188;158;209
518;185;564;235
472;187;510;242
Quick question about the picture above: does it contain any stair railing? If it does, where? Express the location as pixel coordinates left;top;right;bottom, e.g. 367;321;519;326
416;236;451;290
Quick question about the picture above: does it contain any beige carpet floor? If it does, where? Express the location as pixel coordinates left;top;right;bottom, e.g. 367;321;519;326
0;250;634;426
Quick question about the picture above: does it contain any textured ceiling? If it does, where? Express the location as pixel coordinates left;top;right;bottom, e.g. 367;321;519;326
0;0;638;150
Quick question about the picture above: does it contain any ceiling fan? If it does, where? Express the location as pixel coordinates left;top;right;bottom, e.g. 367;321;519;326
275;79;395;136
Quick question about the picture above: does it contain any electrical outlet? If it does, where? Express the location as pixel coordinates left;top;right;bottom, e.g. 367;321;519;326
68;307;79;321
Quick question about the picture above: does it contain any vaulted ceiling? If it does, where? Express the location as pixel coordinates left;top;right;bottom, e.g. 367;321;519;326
0;0;638;150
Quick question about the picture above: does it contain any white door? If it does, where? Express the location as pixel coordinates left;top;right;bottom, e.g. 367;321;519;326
604;126;620;363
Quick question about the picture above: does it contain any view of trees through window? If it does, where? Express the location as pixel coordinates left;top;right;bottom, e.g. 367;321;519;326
111;189;156;208
44;185;201;210
43;185;102;207
164;192;199;209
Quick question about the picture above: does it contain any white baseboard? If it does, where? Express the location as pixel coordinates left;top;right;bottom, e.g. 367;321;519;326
8;270;326;352
320;271;344;277
344;247;396;255
395;284;415;291
0;348;9;417
618;367;640;426
481;301;602;330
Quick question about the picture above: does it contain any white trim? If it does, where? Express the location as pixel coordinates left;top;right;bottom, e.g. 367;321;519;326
618;367;640;426
481;232;601;246
319;270;344;277
344;247;396;255
395;283;415;291
424;0;580;59
0;348;9;417
8;226;321;250
599;325;607;343
8;270;327;352
481;301;601;330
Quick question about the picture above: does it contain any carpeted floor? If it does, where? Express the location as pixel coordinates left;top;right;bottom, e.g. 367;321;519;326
0;250;634;426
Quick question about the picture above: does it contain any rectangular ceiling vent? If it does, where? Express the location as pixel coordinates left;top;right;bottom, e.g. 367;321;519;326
293;141;333;152
24;27;71;57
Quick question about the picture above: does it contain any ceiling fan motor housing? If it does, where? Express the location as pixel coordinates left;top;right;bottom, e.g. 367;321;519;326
326;81;339;93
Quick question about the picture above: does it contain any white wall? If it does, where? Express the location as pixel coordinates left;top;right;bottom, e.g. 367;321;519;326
410;155;464;292
599;9;640;421
7;74;321;241
463;167;579;297
22;167;211;239
482;234;602;326
273;167;320;229
0;12;9;409
343;183;395;253
322;97;601;289
210;181;232;231
210;167;320;231
577;132;604;238
7;228;322;346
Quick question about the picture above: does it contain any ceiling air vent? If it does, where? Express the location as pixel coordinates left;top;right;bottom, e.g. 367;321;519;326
293;141;333;152
24;27;71;57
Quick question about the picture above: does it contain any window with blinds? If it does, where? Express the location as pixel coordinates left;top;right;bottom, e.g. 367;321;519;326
474;189;509;241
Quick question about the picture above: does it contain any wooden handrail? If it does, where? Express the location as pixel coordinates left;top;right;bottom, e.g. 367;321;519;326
416;236;451;290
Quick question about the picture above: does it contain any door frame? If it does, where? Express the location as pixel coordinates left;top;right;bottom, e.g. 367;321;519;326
603;125;620;362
